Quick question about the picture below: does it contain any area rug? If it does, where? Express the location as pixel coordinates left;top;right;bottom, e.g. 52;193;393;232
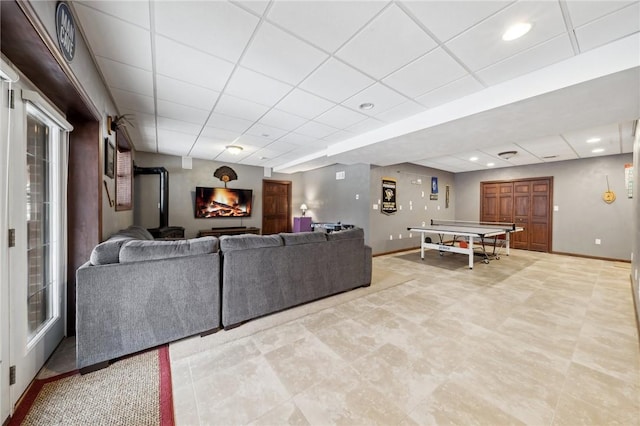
9;346;174;426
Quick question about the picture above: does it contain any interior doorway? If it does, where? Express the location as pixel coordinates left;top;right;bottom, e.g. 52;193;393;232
262;180;292;235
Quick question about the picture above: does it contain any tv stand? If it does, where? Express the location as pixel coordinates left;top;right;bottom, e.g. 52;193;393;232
198;227;260;237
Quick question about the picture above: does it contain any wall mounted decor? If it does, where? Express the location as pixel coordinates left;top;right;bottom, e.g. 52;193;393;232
104;138;114;179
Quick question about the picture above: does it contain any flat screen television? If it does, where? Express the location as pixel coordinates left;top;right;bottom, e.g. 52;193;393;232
195;186;253;218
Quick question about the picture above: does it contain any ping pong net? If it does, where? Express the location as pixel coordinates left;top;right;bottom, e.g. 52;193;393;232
429;219;518;231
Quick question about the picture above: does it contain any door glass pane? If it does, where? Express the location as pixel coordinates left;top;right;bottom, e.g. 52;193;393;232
26;113;52;338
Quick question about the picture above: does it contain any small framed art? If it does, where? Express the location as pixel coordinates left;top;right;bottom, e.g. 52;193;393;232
105;138;114;179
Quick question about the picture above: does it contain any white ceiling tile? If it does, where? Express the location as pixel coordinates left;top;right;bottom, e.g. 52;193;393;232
205;112;253;133
96;57;153;96
241;22;328;85
235;1;270;16
215;94;270;122
315;105;368;129
342;83;409;116
294;121;339;139
235;134;273;148
111;88;155;114
336;5;438;79
121;111;154;129
75;4;152;70
278;132;320;146
274;89;335;120
416;75;484;108
476;34;574;86
245;123;290;140
383;48;468;98
157;129;197;156
445;1;566;71
346;117;386;134
155;36;234;91
259;109;308;131
157;116;203;135
323;130;354;144
154;1;258;62
189;138;227;159
400;1;512;42
515;136;578;161
562;123;621;157
477;144;542;166
299;58;375;103
375;101;427;123
266;1;386;52
157;99;210;125
574;2;640;52
565;1;637;27
75;1;151;29
263;140;298;153
411;158;465;173
225;67;294;106
200;126;242;143
156;74;219;111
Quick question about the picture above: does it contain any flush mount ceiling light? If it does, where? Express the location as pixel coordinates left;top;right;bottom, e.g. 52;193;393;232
359;102;375;110
225;145;243;154
487;162;495;167
498;150;518;160
469;156;478;161
502;22;532;41
592;148;605;153
586;137;601;143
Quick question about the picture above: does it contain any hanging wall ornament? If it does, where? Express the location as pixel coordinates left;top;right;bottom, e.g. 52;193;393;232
214;166;238;188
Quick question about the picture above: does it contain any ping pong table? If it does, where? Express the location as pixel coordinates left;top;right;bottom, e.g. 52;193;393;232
407;220;523;269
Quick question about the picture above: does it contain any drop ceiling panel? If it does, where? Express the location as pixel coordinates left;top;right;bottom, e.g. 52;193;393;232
342;83;409;117
258;109;308;131
214;94;270;122
157;116;202;135
156;75;219;111
155;36;234;91
200;126;242;142
376;100;427;123
266;1;386;53
476;34;574;86
322;130;354;144
189;140;226;160
205;112;253;133
225;67;293;106
478;144;542;166
516;135;578;160
274;89;335;120
412;159;465;173
294;121;339;139
400;1;512;43
241;23;328;85
263;140;298;154
383;48;469;98
154;1;258;62
445;1;566;71
564;1;637;27
452;150;511;168
111;88;155;114
416;75;484;108
336;5;438;79
75;1;151;29
346;117;386;134
299;58;375;103
96;57;153;96
245;123;290;140
574;3;640;52
234;134;273;148
278;132;320;147
562;123;621;156
75;4;152;70
157;100;210;125
235;1;269;16
156;129;197;156
315;105;368;129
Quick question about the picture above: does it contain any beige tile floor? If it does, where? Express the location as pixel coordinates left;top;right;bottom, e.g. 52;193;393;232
168;249;640;426
39;249;639;424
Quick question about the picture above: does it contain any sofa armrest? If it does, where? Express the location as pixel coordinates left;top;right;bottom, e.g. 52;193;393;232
364;245;372;286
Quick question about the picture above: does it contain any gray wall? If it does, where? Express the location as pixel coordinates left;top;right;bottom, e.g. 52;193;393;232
631;124;639;326
299;163;371;243
455;154;633;261
369;163;455;255
134;152;303;239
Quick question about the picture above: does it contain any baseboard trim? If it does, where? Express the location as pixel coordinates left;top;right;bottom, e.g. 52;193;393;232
373;246;420;257
551;251;631;263
631;275;640;351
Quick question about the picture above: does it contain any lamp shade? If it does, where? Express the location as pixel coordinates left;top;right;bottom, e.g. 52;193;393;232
300;203;308;216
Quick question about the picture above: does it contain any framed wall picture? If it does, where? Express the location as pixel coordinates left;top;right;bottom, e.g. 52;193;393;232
104;138;114;179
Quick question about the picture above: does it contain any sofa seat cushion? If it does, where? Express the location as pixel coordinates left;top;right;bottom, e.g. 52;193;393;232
280;232;327;245
220;234;282;252
326;227;364;241
119;237;218;263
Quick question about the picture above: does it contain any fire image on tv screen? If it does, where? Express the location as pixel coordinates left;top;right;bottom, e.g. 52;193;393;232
195;187;253;218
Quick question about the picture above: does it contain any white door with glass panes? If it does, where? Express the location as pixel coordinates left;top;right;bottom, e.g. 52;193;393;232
1;65;71;412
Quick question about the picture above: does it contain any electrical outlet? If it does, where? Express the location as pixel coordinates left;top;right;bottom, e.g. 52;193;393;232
595;238;601;245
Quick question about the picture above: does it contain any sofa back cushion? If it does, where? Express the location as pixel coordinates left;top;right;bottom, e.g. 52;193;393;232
219;234;282;252
88;225;155;265
280;232;327;246
326;227;364;241
119;237;218;263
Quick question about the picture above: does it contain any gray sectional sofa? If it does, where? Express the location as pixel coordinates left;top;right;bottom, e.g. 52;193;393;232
76;226;372;372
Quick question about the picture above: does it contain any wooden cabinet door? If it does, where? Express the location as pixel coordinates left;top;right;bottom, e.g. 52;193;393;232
481;183;499;222
498;182;514;222
513;181;531;249
530;179;551;252
262;180;291;235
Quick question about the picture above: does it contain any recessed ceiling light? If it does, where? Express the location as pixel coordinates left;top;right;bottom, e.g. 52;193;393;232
469;156;478;161
592;148;605;153
487;162;495;167
359;102;374;110
225;145;243;154
502;22;532;41
586;137;601;143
